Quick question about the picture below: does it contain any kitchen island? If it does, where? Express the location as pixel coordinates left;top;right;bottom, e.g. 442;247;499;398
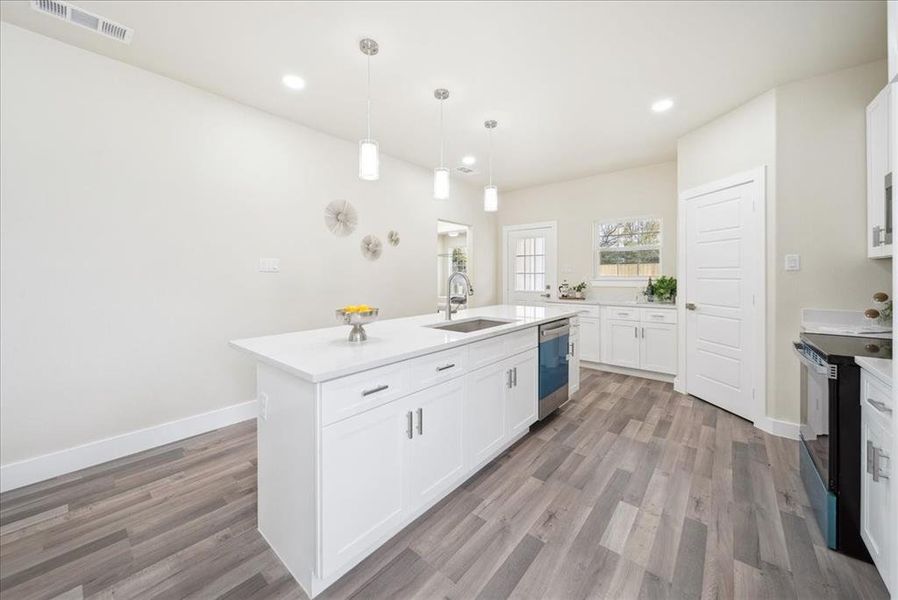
230;304;580;598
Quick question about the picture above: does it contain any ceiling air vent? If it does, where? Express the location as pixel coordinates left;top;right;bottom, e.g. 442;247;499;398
30;0;134;44
456;166;477;175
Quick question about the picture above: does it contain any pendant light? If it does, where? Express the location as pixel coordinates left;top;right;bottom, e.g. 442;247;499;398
358;38;379;181
433;89;450;200
483;120;498;212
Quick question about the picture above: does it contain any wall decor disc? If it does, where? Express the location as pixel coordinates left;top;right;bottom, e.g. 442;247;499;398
324;200;358;236
360;234;383;260
387;230;400;246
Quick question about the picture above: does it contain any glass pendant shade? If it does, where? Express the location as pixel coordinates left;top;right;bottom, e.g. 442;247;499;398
433;167;450;200
358;139;379;181
483;184;498;212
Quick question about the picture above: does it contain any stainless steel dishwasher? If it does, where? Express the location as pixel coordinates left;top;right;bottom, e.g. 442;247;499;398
538;318;570;419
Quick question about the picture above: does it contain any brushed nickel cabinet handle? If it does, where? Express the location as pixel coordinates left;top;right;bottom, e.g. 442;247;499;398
436;363;456;372
513;367;518;387
406;411;413;439
417;408;423;435
867;440;875;475
362;384;389;397
507;369;513;389
868;399;893;415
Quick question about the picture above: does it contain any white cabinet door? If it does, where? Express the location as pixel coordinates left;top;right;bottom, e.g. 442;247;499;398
569;328;580;395
640;322;677;375
861;401;893;592
603;320;640;369
506;349;539;438
405;379;465;511
578;316;601;362
867;85;891;258
464;362;508;469
320;400;406;577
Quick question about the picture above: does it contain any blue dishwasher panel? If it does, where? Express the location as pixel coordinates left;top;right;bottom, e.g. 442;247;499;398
539;333;569;399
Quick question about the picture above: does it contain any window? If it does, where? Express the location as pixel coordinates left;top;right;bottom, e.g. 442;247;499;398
594;217;662;279
514;236;546;291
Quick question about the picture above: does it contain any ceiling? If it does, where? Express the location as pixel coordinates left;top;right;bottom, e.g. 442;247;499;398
0;1;886;190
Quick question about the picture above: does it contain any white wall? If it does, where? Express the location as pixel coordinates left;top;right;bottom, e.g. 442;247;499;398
677;61;890;424
496;162;678;301
0;24;497;466
774;60;890;422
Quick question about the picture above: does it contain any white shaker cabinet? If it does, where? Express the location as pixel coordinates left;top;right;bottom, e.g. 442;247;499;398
404;379;466;511
568;319;581;395
603;319;640;369
640;322;678;375
506;349;538;438
578;315;601;362
464;361;508;468
866;85;891;258
320;399;406;578
860;368;893;594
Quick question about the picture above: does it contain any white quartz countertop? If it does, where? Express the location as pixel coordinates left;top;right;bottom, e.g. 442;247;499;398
231;304;582;383
545;298;677;309
856;357;892;387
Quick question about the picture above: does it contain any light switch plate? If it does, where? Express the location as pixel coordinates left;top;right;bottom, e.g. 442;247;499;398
259;258;280;273
784;254;800;271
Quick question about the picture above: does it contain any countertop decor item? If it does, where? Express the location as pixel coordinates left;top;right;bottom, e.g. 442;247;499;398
865;291;892;326
387;230;400;246
651;275;677;303
335;306;379;342
570;281;588;299
324;200;358;237
360;234;383;260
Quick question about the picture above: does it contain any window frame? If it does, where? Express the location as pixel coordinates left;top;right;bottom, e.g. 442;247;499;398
591;215;663;287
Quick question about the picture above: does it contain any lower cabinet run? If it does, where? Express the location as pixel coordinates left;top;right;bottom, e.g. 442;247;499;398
255;327;540;598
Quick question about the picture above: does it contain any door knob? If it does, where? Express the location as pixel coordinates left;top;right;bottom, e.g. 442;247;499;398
685;303;697;311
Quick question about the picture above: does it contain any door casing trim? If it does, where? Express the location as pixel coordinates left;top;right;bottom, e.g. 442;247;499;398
676;167;767;425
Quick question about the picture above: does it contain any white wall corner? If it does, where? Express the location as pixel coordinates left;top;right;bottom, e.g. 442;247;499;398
0;400;258;493
754;415;801;440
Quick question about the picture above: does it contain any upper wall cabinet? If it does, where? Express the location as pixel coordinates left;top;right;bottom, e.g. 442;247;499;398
867;85;891;259
889;1;897;83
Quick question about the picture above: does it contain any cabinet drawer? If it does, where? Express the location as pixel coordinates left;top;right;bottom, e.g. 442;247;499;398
863;371;893;420
640;308;677;324
407;346;468;393
468;328;537;370
604;306;640;322
321;362;407;426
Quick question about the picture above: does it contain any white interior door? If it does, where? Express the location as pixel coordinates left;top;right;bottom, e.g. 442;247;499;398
505;224;556;305
684;179;758;421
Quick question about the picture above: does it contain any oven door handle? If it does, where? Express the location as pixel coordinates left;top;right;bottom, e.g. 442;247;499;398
792;341;829;376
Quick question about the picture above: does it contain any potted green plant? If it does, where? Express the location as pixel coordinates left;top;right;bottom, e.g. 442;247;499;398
651;276;677;304
571;281;588;299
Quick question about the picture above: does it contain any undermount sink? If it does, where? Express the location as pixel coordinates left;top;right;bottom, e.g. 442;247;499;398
427;318;514;333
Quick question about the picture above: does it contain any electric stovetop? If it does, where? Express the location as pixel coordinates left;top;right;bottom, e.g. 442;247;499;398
800;332;892;365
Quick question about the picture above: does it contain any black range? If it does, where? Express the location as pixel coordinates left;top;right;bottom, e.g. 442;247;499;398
794;331;891;561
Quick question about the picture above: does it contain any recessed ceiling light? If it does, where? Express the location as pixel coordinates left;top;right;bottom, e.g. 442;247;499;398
651;98;674;113
461;155;476;166
282;74;306;91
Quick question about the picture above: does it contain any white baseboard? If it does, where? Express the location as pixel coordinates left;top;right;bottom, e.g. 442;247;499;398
0;400;258;493
754;416;801;440
580;361;675;384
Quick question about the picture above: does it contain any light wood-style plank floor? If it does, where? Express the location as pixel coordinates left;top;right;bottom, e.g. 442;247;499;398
0;371;889;599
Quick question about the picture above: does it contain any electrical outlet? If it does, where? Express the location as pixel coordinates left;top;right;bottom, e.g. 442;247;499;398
258;393;269;420
259;258;280;273
784;254;800;271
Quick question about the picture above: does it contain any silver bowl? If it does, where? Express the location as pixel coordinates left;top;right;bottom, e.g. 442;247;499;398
335;308;379;342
